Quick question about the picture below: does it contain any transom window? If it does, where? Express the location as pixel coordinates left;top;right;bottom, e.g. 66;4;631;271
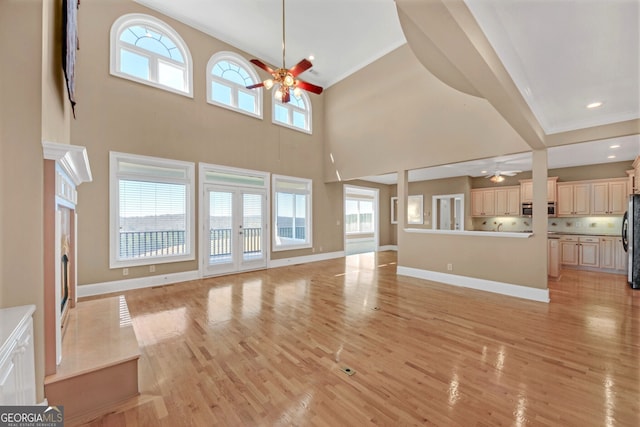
207;52;262;118
110;14;193;96
273;87;312;133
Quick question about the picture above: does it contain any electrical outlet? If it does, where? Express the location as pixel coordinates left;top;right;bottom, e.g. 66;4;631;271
123;268;129;276
149;265;156;273
447;263;453;271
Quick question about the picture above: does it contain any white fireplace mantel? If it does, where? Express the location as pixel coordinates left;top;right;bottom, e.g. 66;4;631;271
42;141;93;185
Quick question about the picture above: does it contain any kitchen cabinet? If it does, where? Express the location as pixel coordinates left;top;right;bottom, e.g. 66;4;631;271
494;187;520;215
471;186;519;217
633;156;640;194
519;177;558;203
560;235;599;267
579;236;600;267
601;236;628;272
615;237;627;271
557;182;591;216
599;237;616;269
548;238;561;278
591;179;627;215
560;236;579;265
0;305;36;405
471;188;495;216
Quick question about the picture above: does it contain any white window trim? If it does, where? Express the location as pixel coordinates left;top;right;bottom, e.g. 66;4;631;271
272;174;313;251
272;87;312;134
110;13;193;97
206;51;263;119
198;163;271;276
109;151;196;268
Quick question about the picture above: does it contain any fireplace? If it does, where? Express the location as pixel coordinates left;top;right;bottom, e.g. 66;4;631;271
59;206;72;334
43;141;92;376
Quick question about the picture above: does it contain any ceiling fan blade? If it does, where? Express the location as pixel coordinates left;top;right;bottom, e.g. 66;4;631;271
295;79;323;94
250;59;275;75
288;58;312;77
246;82;265;89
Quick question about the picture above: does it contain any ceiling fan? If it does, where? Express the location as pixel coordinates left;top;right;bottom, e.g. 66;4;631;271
485;169;522;183
246;0;323;103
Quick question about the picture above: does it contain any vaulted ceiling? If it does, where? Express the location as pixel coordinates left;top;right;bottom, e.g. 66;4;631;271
135;0;639;178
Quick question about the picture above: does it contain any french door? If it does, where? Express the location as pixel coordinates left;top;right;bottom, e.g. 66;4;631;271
203;184;267;276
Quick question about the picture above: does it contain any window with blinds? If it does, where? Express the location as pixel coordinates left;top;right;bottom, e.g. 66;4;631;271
272;175;312;251
110;151;195;268
345;199;374;234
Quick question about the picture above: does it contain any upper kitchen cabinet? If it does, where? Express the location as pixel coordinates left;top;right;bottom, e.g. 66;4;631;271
495;187;520;216
471;188;496;217
591;179;628;215
557;182;591;216
519;177;558;203
471;186;520;217
557;178;627;216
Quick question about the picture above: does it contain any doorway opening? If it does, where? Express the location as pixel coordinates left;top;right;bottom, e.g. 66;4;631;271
344;185;379;255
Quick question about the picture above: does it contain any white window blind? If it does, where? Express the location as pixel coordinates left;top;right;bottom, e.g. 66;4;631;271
110;152;195;268
273;175;312;251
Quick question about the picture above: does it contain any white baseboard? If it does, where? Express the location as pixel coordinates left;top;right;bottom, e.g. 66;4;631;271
396;266;550;303
378;245;397;251
78;270;200;298
268;251;345;268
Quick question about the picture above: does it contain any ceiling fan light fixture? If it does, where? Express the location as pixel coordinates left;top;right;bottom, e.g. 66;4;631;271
263;79;274;90
489;175;505;183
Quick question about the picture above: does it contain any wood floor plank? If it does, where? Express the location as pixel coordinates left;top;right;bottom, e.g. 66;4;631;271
71;252;640;426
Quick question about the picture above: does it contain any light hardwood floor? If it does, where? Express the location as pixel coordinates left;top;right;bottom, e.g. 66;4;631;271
74;252;639;426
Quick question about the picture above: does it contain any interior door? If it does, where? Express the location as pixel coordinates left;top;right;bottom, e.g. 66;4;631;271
203;185;266;276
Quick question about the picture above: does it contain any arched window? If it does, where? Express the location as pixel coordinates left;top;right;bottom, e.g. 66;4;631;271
110;14;193;96
273;88;312;133
206;52;262;118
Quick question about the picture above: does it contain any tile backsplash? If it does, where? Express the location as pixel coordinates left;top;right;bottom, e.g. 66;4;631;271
472;216;623;235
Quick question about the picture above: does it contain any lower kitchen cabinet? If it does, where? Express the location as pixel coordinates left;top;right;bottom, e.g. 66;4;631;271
560;235;626;273
560;236;579;265
579;237;600;268
601;236;628;272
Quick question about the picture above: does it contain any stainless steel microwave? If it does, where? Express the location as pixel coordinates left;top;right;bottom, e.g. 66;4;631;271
521;202;556;216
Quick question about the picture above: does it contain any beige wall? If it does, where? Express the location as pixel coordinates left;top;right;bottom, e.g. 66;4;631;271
407;176;472;230
72;1;345;285
323;45;531;183
0;0;70;402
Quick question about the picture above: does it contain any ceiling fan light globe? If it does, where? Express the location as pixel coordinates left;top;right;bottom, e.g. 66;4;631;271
293;86;302;98
263;79;274;90
274;88;283;101
284;74;294;87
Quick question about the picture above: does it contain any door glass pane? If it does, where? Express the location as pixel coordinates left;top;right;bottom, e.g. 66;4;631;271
209;191;233;264
243;193;263;260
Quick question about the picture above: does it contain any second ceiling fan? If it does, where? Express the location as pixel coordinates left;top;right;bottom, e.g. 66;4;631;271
246;0;323;103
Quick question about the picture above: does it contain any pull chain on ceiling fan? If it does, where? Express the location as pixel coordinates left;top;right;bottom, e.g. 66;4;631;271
246;0;323;103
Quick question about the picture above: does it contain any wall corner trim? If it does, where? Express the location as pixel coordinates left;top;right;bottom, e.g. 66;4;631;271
396;266;550;303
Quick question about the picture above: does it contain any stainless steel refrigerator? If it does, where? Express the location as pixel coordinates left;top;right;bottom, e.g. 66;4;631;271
622;194;640;289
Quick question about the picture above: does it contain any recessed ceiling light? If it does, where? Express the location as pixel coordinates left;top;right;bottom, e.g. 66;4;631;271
609;144;621;149
587;101;603;109
480;170;487;174
608;155;616;159
308;55;315;60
